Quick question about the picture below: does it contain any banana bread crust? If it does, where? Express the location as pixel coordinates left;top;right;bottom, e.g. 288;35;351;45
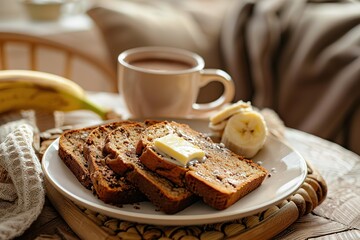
58;126;97;189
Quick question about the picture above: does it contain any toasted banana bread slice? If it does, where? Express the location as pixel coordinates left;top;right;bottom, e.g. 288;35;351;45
58;126;97;189
137;121;268;210
83;121;146;204
104;120;159;176
104;122;198;214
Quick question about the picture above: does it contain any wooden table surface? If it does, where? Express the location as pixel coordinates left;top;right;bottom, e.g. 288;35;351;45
13;92;360;240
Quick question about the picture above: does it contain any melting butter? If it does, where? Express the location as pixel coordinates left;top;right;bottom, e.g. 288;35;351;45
154;134;205;166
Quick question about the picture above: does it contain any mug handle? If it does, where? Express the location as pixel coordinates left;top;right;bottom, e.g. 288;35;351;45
192;69;235;113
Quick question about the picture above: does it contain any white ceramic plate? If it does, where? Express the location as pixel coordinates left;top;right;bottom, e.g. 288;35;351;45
42;119;307;226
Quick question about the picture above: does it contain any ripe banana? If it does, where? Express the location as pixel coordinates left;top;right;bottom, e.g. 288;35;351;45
0;70;109;119
208;120;228;136
209;100;252;133
221;110;268;158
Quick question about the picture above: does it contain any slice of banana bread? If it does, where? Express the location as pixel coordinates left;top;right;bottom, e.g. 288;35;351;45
83;121;146;204
137;121;268;210
58;126;97;189
104;122;198;214
104;120;159;176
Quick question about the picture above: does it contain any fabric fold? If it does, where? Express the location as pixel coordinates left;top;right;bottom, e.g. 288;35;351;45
221;0;360;154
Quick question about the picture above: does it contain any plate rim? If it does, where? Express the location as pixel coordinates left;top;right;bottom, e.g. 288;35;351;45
42;123;307;226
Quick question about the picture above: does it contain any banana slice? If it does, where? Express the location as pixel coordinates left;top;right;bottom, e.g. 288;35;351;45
221;111;267;158
208;119;228;133
209;100;252;125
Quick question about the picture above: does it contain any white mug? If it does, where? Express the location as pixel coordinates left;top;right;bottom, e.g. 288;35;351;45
118;47;235;118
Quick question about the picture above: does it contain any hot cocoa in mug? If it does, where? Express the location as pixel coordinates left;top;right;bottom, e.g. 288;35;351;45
118;47;235;118
130;58;193;71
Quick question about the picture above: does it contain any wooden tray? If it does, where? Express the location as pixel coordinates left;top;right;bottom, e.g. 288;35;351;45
40;126;327;240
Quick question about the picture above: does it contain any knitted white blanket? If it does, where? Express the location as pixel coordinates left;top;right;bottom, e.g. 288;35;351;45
0;122;45;239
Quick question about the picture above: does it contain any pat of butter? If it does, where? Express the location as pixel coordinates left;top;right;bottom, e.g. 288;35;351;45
154;134;205;166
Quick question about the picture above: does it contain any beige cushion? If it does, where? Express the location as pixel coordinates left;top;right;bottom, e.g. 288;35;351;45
87;0;232;101
87;0;210;69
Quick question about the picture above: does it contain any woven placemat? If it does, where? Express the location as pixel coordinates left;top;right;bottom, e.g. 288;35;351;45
39;125;327;240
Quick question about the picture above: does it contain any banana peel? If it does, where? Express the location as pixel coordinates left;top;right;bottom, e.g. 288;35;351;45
0;70;118;120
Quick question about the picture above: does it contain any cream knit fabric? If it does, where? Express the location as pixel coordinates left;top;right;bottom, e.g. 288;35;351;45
0;122;45;239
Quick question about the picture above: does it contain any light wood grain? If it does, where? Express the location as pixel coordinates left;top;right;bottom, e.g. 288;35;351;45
0;32;117;93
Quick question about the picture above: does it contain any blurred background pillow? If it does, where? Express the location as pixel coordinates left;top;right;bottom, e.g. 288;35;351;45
87;0;233;102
